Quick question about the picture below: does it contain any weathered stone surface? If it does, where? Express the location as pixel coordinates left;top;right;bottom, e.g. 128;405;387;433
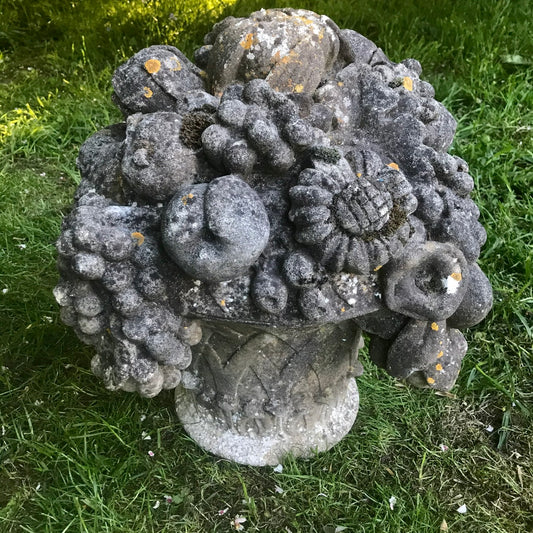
162;175;270;281
121;112;202;201
55;8;492;465
383;241;469;321
199;8;340;96
112;45;205;115
386;319;468;391
176;320;362;465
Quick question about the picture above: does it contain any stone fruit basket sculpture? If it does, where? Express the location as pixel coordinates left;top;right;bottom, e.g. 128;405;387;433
54;8;492;465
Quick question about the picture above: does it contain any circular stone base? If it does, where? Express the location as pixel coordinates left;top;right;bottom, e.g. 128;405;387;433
175;379;359;466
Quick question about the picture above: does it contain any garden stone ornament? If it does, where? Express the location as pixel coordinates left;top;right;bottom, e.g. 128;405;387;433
55;8;492;465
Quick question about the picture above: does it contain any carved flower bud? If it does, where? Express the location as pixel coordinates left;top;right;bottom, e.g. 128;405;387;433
383;241;469;321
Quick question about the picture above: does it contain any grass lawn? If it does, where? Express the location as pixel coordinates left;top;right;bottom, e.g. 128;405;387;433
0;0;532;531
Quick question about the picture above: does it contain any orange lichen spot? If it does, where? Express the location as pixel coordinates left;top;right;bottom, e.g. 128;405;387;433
356;172;362;178
450;272;462;282
187;193;194;199
337;81;344;87
439;341;443;345
271;50;282;64
294;84;304;93
341;307;346;313
240;32;256;50
296;16;314;26
437;350;444;358
436;364;443;372
181;195;188;205
318;29;325;41
170;57;182;71
199;70;207;78
387;162;400;171
131;232;145;246
431;322;439;331
220;299;226;307
280;50;301;66
427;377;436;385
144;59;161;74
143;86;153;98
374;265;383;271
402;76;413;91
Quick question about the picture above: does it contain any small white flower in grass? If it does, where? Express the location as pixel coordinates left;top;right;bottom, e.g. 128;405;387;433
141;431;151;440
389;496;397;510
439;443;449;452
140;414;147;422
153;500;160;509
17;244;27;250
148;450;155;457
40;172;46;177
218;507;229;516
275;485;284;494
231;515;246;531
456;504;467;514
43;316;53;323
35;483;41;491
486;425;494;433
273;464;283;473
164;495;172;504
2;288;8;294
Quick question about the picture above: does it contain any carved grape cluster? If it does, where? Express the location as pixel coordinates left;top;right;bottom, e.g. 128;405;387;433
201;79;328;176
54;193;201;397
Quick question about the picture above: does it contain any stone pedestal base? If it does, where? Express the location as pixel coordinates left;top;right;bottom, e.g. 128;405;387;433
175;320;363;465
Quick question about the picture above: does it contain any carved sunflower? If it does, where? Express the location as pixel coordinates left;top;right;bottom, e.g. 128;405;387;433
289;149;418;273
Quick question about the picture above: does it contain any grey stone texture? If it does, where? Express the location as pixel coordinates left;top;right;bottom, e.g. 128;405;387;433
55;8;492;465
176;320;362;465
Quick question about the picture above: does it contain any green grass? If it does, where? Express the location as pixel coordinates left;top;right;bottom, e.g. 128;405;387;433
1;0;532;531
